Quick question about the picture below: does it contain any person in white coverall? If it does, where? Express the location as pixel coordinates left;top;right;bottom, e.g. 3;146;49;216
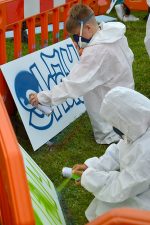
29;4;134;144
73;86;150;221
145;0;150;56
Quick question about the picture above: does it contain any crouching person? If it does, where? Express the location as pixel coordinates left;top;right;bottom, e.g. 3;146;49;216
29;4;134;145
73;86;150;221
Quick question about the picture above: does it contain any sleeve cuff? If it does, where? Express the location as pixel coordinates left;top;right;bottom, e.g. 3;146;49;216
37;91;52;105
84;157;100;169
81;167;95;190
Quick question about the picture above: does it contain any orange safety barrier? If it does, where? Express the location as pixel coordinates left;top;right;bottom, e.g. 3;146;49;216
87;208;150;225
83;0;110;15
125;0;148;11
0;1;16;115
0;0;108;116
0;94;35;225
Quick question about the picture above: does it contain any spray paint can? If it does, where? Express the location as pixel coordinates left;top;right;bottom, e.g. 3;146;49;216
62;167;80;181
36;104;53;116
26;89;53;116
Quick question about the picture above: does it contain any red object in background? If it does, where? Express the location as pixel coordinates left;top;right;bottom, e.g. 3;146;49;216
98;0;107;6
40;0;53;12
87;208;150;225
6;0;24;24
125;0;148;11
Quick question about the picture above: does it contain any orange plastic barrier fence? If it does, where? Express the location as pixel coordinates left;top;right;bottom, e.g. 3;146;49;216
125;0;148;11
87;208;150;225
0;95;35;225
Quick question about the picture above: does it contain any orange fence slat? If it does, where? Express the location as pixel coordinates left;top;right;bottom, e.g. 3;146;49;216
13;22;22;58
27;17;36;53
40;12;49;48
52;7;60;43
62;4;70;40
0;2;7;64
0;28;7;99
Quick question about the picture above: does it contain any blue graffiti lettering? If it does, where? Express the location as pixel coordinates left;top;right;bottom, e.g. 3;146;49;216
14;43;84;130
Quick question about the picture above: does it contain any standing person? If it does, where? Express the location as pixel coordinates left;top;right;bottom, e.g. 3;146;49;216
144;0;150;56
73;87;150;222
29;3;134;145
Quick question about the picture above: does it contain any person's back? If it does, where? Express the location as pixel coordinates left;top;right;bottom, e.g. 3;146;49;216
84;21;134;88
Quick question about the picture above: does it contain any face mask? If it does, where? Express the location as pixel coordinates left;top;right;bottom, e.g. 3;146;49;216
73;33;91;48
72;12;94;48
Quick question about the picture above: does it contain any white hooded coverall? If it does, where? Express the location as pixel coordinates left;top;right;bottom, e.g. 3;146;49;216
38;22;134;144
145;0;150;56
81;87;150;221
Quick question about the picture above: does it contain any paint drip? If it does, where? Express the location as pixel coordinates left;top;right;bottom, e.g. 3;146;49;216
57;178;71;193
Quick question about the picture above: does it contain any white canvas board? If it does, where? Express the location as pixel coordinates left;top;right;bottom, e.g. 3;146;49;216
1;38;86;150
20;145;66;225
24;0;40;18
54;0;66;8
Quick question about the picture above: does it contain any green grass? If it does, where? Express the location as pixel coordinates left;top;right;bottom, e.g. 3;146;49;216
8;9;150;225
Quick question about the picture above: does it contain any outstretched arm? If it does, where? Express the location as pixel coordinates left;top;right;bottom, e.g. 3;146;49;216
31;46;113;106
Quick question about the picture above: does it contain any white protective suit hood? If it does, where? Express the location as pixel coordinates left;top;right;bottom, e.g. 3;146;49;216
100;87;150;142
88;22;126;46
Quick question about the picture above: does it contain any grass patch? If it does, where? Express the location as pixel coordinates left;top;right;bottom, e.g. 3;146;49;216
8;9;150;225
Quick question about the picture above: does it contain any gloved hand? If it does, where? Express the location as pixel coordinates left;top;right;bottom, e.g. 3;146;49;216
72;164;88;185
29;93;39;106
